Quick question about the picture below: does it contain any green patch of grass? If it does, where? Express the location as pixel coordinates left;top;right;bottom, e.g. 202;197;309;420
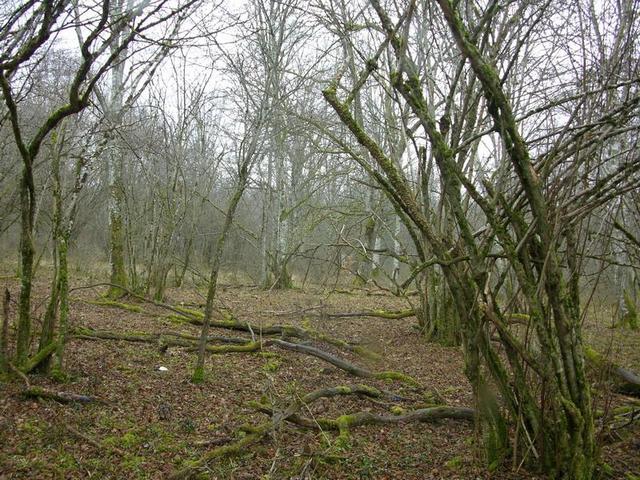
179;418;197;434
262;358;281;373
55;449;77;470
445;456;462;469
257;351;279;359
121;432;140;448
356;455;377;478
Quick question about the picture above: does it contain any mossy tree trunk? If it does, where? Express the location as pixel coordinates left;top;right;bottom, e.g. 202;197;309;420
0;288;10;374
192;160;253;383
37;128;64;373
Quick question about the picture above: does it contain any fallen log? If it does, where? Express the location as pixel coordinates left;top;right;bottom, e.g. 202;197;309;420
22;386;103;404
270;339;419;386
585;346;640;397
254;403;475;431
72;327;260;354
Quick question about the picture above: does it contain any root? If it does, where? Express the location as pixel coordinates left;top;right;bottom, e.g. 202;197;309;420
21;342;59;374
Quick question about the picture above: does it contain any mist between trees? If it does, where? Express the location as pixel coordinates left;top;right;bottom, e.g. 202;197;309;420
1;0;639;479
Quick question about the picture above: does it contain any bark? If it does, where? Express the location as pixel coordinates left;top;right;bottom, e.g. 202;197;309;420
0;288;10;373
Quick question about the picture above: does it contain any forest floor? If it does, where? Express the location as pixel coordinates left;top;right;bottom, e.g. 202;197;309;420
0;274;639;480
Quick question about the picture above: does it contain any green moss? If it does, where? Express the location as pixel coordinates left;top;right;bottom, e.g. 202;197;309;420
374;370;420;386
390;405;404;415
207;341;259;354
334;414;357;451
162;314;188;324
173;306;204;319
191;366;205;384
354;384;380;396
262;358;281;373
88;298;144;313
445;456;462;469
335;386;352;394
121;432;140;448
49;367;70;383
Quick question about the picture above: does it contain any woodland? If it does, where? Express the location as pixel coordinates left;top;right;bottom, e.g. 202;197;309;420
0;0;640;479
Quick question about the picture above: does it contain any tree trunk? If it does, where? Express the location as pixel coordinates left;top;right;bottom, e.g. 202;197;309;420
16;166;36;367
192;166;251;383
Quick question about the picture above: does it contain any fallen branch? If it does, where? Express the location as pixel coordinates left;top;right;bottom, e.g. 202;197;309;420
22;386;102;404
270;339;419;386
169;422;272;479
254;403;475;431
171;384;471;479
8;363;103;404
72;327;259;354
324;309;415;320
72;326;414;386
585;346;640;397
